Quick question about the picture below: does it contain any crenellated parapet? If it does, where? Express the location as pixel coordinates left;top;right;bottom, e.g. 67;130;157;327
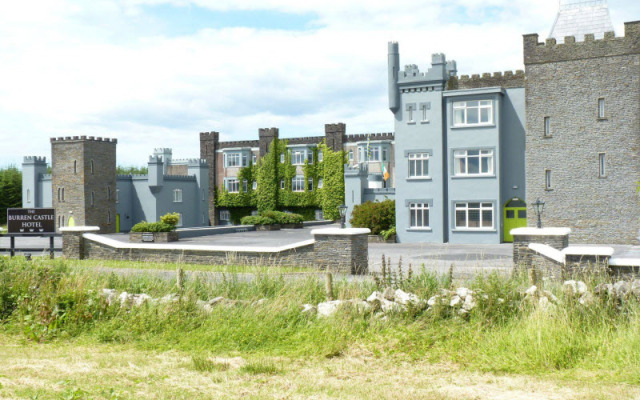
23;156;47;164
148;155;162;163
218;140;260;150
345;132;394;143
164;174;197;181
50;136;117;143
286;136;324;145
455;70;525;89
524;21;640;65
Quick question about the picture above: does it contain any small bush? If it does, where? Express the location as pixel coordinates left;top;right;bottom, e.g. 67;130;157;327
240;360;282;375
240;216;277;226
160;212;180;227
380;226;396;240
130;222;175;232
191;356;229;372
350;199;395;235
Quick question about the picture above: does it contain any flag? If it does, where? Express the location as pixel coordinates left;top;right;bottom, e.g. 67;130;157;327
382;162;389;181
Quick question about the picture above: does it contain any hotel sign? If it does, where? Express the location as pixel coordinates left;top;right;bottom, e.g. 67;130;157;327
7;208;56;234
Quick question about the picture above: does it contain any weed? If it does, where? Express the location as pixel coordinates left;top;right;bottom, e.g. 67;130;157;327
240;360;282;375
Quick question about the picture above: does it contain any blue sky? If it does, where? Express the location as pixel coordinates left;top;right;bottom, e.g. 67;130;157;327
0;0;638;167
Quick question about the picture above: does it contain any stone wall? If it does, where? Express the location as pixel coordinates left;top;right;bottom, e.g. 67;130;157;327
63;227;371;274
512;228;570;266
523;22;640;244
199;131;219;225
453;70;525;90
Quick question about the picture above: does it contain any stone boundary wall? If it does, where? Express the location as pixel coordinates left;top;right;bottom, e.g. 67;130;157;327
62;227;370;274
512;228;570;266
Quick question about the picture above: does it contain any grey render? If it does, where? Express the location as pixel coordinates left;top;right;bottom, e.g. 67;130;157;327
23;144;209;232
388;43;526;243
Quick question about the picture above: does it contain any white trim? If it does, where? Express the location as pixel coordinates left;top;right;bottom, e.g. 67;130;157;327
510;227;571;236
311;228;371;236
562;246;614;257
528;243;565;264
60;226;100;233
84;233;315;253
609;258;640;267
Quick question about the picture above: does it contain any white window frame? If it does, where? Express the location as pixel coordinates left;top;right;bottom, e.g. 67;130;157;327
308;178;313;191
292;150;305;165
421;104;429;122
242;154;248;167
598;153;606;178
280;179;285;190
243;179;248;192
226;179;239;193
318;151;323;162
173;188;183;202
453;149;494;176
318;178;323;189
307;151;313;164
177;213;183;227
370;146;380;162
409;203;430;228
598;98;605;119
252;181;257;190
455;202;494;230
226;153;241;167
280;153;285;163
252;154;257;164
220;209;230;221
453;100;493;127
292;176;305;192
348;150;354;162
544;117;551;137
408;153;430;178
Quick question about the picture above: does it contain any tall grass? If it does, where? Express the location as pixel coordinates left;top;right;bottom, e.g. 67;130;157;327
1;256;640;382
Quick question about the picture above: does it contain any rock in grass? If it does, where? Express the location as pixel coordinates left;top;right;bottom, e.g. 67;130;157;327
462;295;476;311
366;291;384;304
594;283;613;296
317;300;344;317
579;291;594;306
614;281;631;298
427;295;438;307
393;289;421;306
101;289;117;305
301;304;316;315
632;280;640;297
159;294;180;304
525;285;538;297
542;290;558;304
456;287;472;299
564;280;588;296
380;298;405;313
382;287;395;301
449;295;461;307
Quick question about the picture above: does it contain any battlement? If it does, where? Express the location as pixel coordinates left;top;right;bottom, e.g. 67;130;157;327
454;70;525;89
344;163;368;176
186;159;208;167
200;131;220;140
524;21;640;65
345;132;395;143
154;148;172;154
325;123;346;134
23;156;47;164
218;140;260;149
286;136;324;146
148;155;162;163
164;174;197;182
116;174;134;180
50;135;117;143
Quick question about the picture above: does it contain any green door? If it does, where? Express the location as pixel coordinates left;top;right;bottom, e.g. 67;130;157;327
503;198;527;242
116;214;120;233
68;216;75;227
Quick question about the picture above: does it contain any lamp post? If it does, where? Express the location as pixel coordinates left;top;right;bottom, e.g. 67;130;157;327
338;204;348;229
533;198;545;229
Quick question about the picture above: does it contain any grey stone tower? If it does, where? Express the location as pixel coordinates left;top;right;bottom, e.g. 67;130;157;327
199;131;219;225
325;123;346;152
50;136;117;233
258;127;279;157
523;21;640;244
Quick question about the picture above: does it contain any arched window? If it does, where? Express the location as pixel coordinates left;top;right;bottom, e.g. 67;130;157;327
73;160;77;174
90;160;94;175
57;188;61;201
61;188;65;201
91;191;95;206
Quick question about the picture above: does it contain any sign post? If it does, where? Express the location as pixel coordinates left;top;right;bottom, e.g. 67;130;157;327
5;208;57;258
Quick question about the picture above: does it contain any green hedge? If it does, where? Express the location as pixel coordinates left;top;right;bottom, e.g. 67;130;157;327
130;213;179;232
349;199;395;235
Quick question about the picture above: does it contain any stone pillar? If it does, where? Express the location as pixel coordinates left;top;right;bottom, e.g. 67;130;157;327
60;226;100;260
511;227;570;266
311;228;370;274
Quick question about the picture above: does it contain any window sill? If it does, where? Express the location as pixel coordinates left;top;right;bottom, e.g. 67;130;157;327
420;120;430;124
544;188;553;192
407;228;432;232
596;117;608;122
451;174;495;179
407;121;416;125
406;177;432;181
451;123;495;129
451;228;496;233
543;135;552;139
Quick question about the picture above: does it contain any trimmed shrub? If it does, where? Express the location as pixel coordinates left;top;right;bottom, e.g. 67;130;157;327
240;215;277;226
130;222;175;233
160;212;180;227
350;199;395;235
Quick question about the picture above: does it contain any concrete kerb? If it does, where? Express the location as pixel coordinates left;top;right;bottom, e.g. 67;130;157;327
63;226;371;275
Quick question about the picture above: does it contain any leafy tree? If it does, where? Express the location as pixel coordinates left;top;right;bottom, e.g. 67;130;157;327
0;166;22;224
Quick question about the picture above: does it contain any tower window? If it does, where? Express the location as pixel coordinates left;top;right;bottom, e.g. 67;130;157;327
598;98;605;119
598;153;606;178
73;160;77;174
544;117;551;137
91;191;95;206
173;189;183;202
90;160;94;175
545;169;552;190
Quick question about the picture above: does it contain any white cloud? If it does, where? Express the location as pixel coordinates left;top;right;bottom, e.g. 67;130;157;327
0;0;636;166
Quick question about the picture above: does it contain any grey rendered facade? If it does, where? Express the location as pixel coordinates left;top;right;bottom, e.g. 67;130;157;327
23;139;209;232
523;21;640;244
388;43;527;243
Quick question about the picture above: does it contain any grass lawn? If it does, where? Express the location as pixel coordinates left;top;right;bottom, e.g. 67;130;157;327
1;335;638;400
1;257;640;399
